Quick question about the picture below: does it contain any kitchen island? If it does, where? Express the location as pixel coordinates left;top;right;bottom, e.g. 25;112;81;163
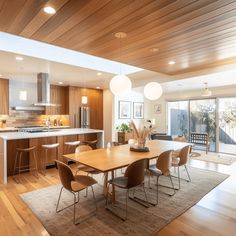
0;128;104;184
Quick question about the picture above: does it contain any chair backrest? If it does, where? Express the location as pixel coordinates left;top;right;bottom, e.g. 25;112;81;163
178;145;191;166
156;150;173;176
55;160;74;191
75;145;92;153
125;158;148;188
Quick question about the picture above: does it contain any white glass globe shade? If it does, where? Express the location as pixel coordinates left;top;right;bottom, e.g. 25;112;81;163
109;74;132;95
144;82;163;100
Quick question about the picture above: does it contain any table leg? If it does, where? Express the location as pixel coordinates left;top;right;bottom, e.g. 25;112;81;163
103;171;116;204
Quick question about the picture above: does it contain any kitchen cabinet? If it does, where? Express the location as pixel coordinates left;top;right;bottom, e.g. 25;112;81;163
0;78;9;115
68;86;103;129
45;85;69;115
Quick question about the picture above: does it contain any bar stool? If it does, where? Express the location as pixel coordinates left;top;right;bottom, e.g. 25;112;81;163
42;143;60;175
64;140;80;151
83;140;97;149
13;146;38;183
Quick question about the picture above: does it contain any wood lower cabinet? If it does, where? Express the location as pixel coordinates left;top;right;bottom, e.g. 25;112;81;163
0;78;9;115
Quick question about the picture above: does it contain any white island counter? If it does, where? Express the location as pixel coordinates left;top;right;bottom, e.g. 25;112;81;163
0;128;104;184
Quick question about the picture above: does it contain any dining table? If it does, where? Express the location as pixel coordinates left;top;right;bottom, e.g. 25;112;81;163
63;139;190;203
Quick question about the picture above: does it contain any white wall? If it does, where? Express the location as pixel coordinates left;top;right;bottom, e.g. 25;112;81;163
103;87;152;145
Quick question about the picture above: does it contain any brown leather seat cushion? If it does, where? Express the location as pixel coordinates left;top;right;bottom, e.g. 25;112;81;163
71;175;97;192
108;176;128;188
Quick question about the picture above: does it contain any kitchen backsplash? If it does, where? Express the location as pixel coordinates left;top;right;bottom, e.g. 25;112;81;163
0;109;70;127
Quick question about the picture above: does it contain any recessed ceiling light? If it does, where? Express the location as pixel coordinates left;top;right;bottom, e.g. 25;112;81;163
0;74;2;77
43;6;56;15
97;72;102;76
168;61;175;65
150;48;159;52
15;56;23;61
58;82;63;85
115;32;127;39
96;86;100;89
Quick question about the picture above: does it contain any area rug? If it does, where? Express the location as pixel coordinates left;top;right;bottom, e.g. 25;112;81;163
21;167;229;236
190;150;236;165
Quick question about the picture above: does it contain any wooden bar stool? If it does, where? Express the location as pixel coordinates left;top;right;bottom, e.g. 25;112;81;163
42;143;59;175
13;146;38;183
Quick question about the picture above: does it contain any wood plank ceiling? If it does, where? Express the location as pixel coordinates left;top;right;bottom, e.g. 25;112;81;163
0;0;236;75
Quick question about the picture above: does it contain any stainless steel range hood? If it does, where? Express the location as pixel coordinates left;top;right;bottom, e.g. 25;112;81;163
34;73;60;107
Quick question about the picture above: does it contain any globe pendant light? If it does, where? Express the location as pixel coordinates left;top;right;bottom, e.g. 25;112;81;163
109;32;132;96
109;74;132;95
144;82;163;100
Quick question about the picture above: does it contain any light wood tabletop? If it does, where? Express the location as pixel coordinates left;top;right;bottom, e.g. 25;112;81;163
63;140;189;172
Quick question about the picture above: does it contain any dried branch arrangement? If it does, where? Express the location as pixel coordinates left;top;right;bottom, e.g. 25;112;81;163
129;120;153;140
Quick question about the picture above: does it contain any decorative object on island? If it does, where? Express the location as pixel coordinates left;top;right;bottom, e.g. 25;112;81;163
118;101;131;119
133;102;144;119
109;32;132;96
144;82;163;100
129;120;152;152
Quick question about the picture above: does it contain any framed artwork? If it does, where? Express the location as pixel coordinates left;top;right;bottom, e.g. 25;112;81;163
133;102;144;119
154;104;162;114
119;101;131;119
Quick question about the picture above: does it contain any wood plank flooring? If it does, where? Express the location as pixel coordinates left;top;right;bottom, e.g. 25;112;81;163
0;159;235;236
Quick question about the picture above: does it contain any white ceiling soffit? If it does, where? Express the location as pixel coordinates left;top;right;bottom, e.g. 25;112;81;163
0;32;143;75
162;69;236;93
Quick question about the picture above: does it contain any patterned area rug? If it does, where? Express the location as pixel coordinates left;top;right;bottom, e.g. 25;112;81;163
21;167;229;236
190;151;236;165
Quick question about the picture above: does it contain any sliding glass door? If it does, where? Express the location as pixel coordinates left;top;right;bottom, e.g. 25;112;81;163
219;98;236;154
189;99;216;152
167;101;189;138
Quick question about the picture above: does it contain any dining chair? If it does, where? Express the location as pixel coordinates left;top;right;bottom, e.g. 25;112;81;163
55;160;97;224
171;145;191;189
147;150;175;205
75;145;101;175
106;158;148;221
75;145;101;197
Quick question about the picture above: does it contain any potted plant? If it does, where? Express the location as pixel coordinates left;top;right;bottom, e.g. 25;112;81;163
116;123;133;144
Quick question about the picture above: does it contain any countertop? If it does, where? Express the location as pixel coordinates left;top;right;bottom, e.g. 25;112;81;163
0;128;104;140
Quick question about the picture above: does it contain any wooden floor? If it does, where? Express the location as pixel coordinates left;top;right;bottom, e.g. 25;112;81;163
0;159;236;236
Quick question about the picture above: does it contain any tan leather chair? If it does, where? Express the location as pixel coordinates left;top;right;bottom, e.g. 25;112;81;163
75;145;101;175
55;160;97;224
171;145;191;189
106;158;148;220
147;150;175;205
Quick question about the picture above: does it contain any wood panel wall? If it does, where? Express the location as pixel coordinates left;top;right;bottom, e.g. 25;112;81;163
0;78;9;115
68;86;103;129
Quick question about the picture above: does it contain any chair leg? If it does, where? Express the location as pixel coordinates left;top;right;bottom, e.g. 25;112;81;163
184;165;191;182
156;176;159;205
148;171;151;189
33;150;39;178
73;192;77;224
142;183;148;203
13;151;19;183
56;186;63;213
91;185;97;211
125;189;129;220
18;152;23;179
177;166;180;190
169;175;176;196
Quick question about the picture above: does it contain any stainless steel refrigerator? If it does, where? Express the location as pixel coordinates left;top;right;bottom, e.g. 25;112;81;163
80;106;90;128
